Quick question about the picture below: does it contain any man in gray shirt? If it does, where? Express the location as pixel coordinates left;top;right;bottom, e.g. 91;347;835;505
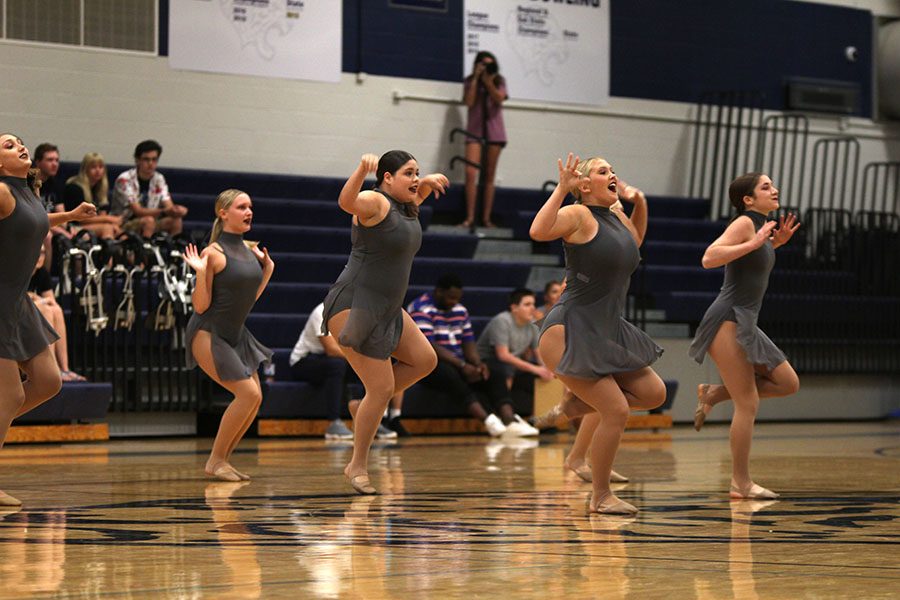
475;288;554;436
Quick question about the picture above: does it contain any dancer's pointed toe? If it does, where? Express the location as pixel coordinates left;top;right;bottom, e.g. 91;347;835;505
729;481;779;500
348;474;377;495
590;493;638;515
694;384;713;431
0;491;22;507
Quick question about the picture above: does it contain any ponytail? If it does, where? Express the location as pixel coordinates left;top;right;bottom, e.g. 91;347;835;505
209;216;224;244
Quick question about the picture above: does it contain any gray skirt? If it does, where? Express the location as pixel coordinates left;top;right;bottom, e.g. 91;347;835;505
0;295;60;361
688;300;786;371
540;302;663;379
186;316;272;382
321;282;404;360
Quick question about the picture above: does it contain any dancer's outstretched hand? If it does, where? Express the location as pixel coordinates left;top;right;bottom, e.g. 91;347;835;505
71;202;98;221
557;153;582;192
419;173;450;199
772;213;800;247
251;245;275;272
752;220;778;248
617;179;643;204
183;243;208;273
358;153;378;175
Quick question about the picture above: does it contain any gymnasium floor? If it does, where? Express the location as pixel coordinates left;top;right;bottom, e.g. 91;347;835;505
0;422;897;599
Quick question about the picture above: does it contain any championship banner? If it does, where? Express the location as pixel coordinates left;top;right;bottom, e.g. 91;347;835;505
169;0;342;83
463;0;610;106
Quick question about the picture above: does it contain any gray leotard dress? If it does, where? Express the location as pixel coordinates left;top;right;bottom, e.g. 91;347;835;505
541;205;663;378
688;211;787;371
321;189;422;359
185;231;272;380
0;176;59;361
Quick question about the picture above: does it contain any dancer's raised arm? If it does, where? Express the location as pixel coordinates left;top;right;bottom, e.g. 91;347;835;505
530;153;585;242
337;153;382;219
701;217;776;269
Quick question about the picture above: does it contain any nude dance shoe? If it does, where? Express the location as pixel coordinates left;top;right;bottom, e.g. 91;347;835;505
531;404;565;430
347;474;376;495
567;464;629;483
206;463;248;483
589;492;638;515
729;481;779;500
693;384;714;431
0;491;22;507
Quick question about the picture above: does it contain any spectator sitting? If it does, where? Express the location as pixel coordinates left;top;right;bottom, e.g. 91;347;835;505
112;139;188;238
32;143;72;272
407;275;534;437
534;279;563;322
475;288;554;435
28;246;85;382
64;153;121;240
32;142;64;214
290;303;395;440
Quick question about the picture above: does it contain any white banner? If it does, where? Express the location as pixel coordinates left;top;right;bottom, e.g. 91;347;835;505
169;0;341;83
463;0;610;106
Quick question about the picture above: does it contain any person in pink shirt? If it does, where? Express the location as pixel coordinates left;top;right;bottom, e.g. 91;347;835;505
461;51;508;228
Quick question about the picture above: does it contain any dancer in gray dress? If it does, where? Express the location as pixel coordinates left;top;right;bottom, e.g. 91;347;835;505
0;134;96;506
530;153;666;514
324;151;447;494
688;173;800;500
183;189;274;482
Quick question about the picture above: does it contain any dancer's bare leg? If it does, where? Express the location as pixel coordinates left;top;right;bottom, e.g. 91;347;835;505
696;360;799;425
390;310;438;395
565;410;598;476
192;331;262;481
1;348;61;506
15;346;62;417
223;372;263;458
0;361;25;447
540;325;635;514
708;322;779;498
339;351;393;494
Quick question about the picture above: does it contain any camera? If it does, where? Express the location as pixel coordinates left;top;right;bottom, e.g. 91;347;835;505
482;61;498;75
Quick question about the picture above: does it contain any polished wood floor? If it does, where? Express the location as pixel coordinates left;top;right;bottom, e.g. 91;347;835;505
0;422;897;599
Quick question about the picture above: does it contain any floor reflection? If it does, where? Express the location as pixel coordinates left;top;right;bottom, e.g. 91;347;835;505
0;508;66;597
205;482;262;600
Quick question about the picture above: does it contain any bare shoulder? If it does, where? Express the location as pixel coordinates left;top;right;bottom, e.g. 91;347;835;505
201;243;227;272
720;214;756;242
0;182;15;220
560;203;589;221
358;189;389;208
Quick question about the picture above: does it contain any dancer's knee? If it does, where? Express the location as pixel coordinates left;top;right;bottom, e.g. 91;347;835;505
422;347;438;375
734;398;759;419
36;370;63;401
600;401;630;427
367;381;395;404
647;379;668;410
782;371;800;396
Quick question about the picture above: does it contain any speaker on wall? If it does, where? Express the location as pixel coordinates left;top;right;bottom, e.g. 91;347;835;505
786;78;860;115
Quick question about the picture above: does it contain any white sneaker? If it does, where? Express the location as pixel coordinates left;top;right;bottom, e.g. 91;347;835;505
504;415;540;437
484;414;507;437
376;423;398;439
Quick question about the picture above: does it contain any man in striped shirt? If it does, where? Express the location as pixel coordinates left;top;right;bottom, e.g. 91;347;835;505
402;274;530;437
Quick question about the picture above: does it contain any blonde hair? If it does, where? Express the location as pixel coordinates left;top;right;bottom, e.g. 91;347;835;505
66;152;108;208
571;157;606;202
210;188;248;244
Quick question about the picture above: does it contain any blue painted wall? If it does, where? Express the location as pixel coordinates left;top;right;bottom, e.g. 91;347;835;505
160;0;873;117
